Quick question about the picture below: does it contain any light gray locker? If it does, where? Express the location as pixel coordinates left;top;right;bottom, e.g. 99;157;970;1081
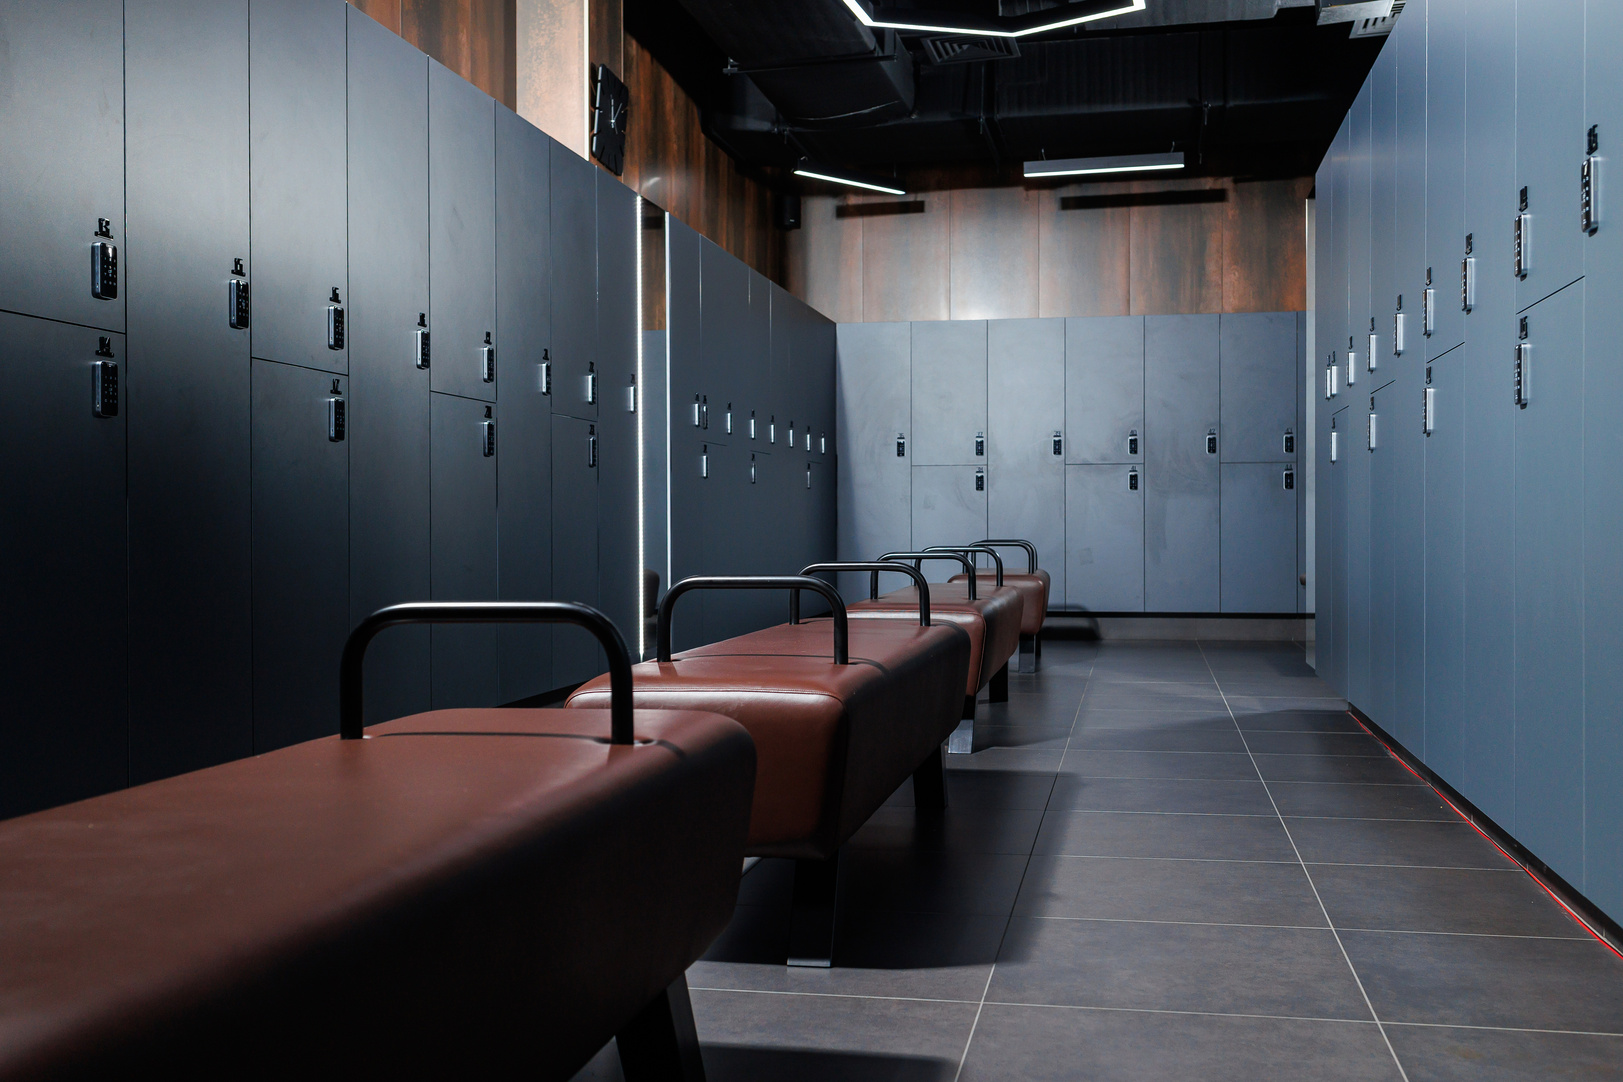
1423;344;1465;785
1368;376;1397;734
642;327;670;605
1220;463;1296;613
251;360;348;752
1064;315;1143;465
989;318;1065;602
910;465;988;583
1065;465;1143;613
1391;363;1426;754
1219;312;1297;463
550;147;597;420
596;174;640;648
1143;314;1219;612
0;0;125;333
1345;84;1373;710
1370;44;1396;389
552;415;602;684
836;322;911;591
428;60;496;402
1319;121;1351;693
430;393;499;709
1392;0;1428;345
248;0;348;374
910;320;987;466
1425;0;1466;354
1515;0;1584;310
0;314;128;819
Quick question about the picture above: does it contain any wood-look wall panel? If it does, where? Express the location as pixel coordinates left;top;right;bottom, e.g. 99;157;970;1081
397;0;516;108
351;0;402;32
588;0;621;82
1128;180;1227;315
862;198;950;323
1223;177;1311;312
949;187;1040;320
1038;185;1131;318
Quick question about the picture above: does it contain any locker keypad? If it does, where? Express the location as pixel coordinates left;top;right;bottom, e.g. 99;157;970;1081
1514;187;1530;279
1128;469;1139;491
229;278;250;329
415;314;430;369
328;397;346;442
1206;429;1217;455
1128;429;1139;456
974;467;984;492
92;359;118;418
91;241;118;300
327;304;345;351
482;334;496;383
974;432;985;457
896;432;906;457
1053;431;1063;456
1283;468;1294;491
1583;127;1601;236
1283;429;1295;455
483;418;497;458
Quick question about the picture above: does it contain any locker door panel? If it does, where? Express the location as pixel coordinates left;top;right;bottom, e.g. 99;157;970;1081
989;318;1065;601
1065;465;1143;613
910;320;987;466
1064;315;1143;465
1370;46;1396;386
495;106;552;701
596;175;640;645
1219;463;1296;614
1515;0;1584;308
550;147;597;419
552;415;602;684
1368;378;1397;732
249;0;348;374
1393;364;1429;753
0;315;127;818
0;1;124;333
1392;0;1428;350
836;322;911;592
1425;0;1466;353
126;0;254;783
428;61;496;401
743;272;772;452
704;444;771;641
698;238;745;445
911;466;988;583
430;394;498;708
1423;346;1465;785
251;360;348;752
1143;314;1219;612
1219;312;1297;463
668;218;702;443
347;7;431;724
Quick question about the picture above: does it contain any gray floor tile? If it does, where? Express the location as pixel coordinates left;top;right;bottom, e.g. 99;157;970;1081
1253;752;1420;785
1082;684;1230;712
950;746;1067;774
1385;1024;1623;1080
849;804;1047;855
1216;676;1343;699
1033;810;1297;861
1013;853;1326;926
884;769;1056;810
963;724;1071;753
1058;749;1261;781
1243;730;1388;756
1068;726;1250;752
1225;694;1351;715
991;917;1371;1018
1268;782;1459;821
1073;707;1238;731
839;848;1031;916
1235;709;1365;733
1287;817;1509;869
1311;864;1593;938
1048;775;1279;815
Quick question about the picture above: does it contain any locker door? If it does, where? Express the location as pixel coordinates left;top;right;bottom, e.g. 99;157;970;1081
1064;316;1143;465
1143;314;1219;612
495;105;552;702
1065;465;1143;613
705;444;771;641
0;315;127;818
550;147;598;419
743;270;771;457
1370;45;1396;385
248;0;348;374
989;318;1064;601
1220;463;1296;614
1425;0;1466;354
1515;0;1584;309
251;361;348;752
836;322;911;590
1423;344;1465;784
347;7;431;725
126;0;253;783
1513;283;1585;883
429;61;496;402
910;320;987;466
668;218;702;443
911;466;988;583
1320;405;1349;697
698;239;744;446
1219;313;1297;464
667;436;713;652
0;1;124;333
1345;83;1373;708
1296;313;1306;614
1368;377;1397;733
596;175;640;646
1392;360;1429;754
552;415;602;685
430;394;498;708
1392;0;1428;349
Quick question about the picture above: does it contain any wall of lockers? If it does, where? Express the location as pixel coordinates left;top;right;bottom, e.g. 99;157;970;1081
836;314;1306;614
1313;0;1623;924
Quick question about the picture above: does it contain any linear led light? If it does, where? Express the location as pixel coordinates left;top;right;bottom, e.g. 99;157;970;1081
839;0;1145;39
793;163;906;196
1024;151;1184;178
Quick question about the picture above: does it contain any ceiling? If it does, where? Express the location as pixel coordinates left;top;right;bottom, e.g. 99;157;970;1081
626;0;1385;188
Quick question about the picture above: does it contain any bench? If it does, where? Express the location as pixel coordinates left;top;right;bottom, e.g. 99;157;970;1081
944;539;1052;672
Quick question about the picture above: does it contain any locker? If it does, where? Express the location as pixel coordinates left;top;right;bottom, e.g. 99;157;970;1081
1218;312;1297;463
430;393;499;708
698;239;747;445
836;322;911;596
668;218;702;442
126;0;254;783
0;314;128;818
1513;283;1585;883
1514;0;1584;309
1370;44;1396;384
347;7;431;725
1065;465;1143;613
428;61;496;401
706;444;778;642
989;318;1065;602
1345;85;1373;709
910;321;987;467
1319;121;1351;693
1296;312;1307;615
1064;316;1143;465
1220;463;1296;614
248;0;348;374
0;1;125;333
911;466;988;583
741;269;770;458
1425;0;1466;353
1143;314;1219;612
1391;361;1426;753
642;327;670;608
1321;404;1350;695
596;174;641;647
251;360;348;752
1423;344;1465;785
1368;375;1397;733
1392;0;1428;352
495;105;553;701
550;147;598;419
552;415;602;685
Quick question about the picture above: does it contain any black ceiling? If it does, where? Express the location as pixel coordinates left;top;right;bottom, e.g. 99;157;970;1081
626;0;1383;187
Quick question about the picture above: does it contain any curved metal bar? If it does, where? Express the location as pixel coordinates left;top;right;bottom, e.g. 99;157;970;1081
795;562;930;626
974;539;1038;574
925;545;1004;587
659;576;848;664
875;551;976;599
340;602;632;743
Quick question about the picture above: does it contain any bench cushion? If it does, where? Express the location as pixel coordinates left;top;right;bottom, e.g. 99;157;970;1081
949;571;1050;636
848;583;1023;696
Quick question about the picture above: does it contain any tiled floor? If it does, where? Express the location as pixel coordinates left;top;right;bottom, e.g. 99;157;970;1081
578;639;1623;1080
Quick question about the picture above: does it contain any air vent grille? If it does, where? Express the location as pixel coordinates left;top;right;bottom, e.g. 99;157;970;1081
922;35;1020;65
1349;0;1403;37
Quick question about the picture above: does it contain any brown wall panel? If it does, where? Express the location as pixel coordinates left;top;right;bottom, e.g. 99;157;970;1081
369;0;516;108
352;0;402;32
860;198;950;323
949;187;1040;320
1223;177;1311;312
1038;184;1131;318
588;0;622;81
1127;180;1227;315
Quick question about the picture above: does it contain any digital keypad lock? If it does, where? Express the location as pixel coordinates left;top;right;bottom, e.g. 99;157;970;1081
415;315;431;370
92;341;118;419
540;351;552;395
482;417;497;458
481;333;496;383
328;396;346;442
587;425;597;468
725;404;733;435
586;364;598;405
91;240;118;300
1283;468;1294;491
974;432;985;457
1052;431;1063;456
1283;429;1295;456
749;455;756;485
896;433;906;457
229;277;250;330
1206;429;1218;455
1128;469;1139;492
1128;430;1139;456
974;468;984;492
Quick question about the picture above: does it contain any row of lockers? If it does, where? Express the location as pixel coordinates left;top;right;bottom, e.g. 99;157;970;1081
836;313;1307;615
1313;0;1623;924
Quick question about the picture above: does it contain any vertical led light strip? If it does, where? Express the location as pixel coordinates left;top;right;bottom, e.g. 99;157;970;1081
634;197;646;659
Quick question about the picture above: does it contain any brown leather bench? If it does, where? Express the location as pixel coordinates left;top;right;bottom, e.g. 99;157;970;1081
945;539;1051;673
0;603;753;1082
567;569;971;968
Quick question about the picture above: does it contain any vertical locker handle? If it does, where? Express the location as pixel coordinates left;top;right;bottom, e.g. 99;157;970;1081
693;395;701;427
725;403;732;433
587;364;598;405
588;425;597;468
416;315;431;370
327;288;346;351
540;350;552;395
628;376;638;414
701;445;708;478
1346;337;1357;385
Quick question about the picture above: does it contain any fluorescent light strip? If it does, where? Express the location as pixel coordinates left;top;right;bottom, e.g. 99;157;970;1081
1024;151;1185;178
634;197;646;660
1025;162;1183;177
792;168;906;195
838;0;1145;38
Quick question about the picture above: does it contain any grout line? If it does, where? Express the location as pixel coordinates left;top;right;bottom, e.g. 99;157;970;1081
1026;853;1518;872
689;986;978;1006
1197;640;1412;1082
1018;914;1590;941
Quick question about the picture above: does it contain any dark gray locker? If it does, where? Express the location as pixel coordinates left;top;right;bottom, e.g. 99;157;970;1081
1391;363;1426;754
742;270;771;455
1515;0;1584;310
551;415;602;684
1513;283;1585;883
0;1;124;333
1065;465;1143;613
1218;313;1297;463
910;320;987;467
667;435;714;651
1296;312;1306;614
698;239;747;445
549;147;597;419
1143;314;1219;612
1220;463;1296;614
428;61;496;402
642;327;670;609
248;0;348;374
1345;84;1373;709
596;174;641;649
251;360;348;752
1392;0;1428;351
1423;344;1465;785
1319;122;1351;693
1064;315;1143;465
668;218;702;443
835;322;911;594
430;393;498;708
126;0;253;783
347;7;430;725
1425;0;1466;353
706;444;776;642
1370;45;1396;389
0;315;127;818
911;465;988;583
1323;405;1352;695
495;105;552;701
989;318;1065;601
1367;376;1397;734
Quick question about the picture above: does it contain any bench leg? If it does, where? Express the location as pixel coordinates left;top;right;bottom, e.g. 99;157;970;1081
946;718;974;755
1017;633;1037;674
913;744;948;808
961;694;976;721
787;856;839;968
990;662;1009;703
617;974;706;1082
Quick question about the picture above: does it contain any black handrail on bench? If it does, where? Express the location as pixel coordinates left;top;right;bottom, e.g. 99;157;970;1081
973;539;1038;574
340;601;634;744
925;545;1004;587
658;576;849;665
876;551;977;599
792;562;931;627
